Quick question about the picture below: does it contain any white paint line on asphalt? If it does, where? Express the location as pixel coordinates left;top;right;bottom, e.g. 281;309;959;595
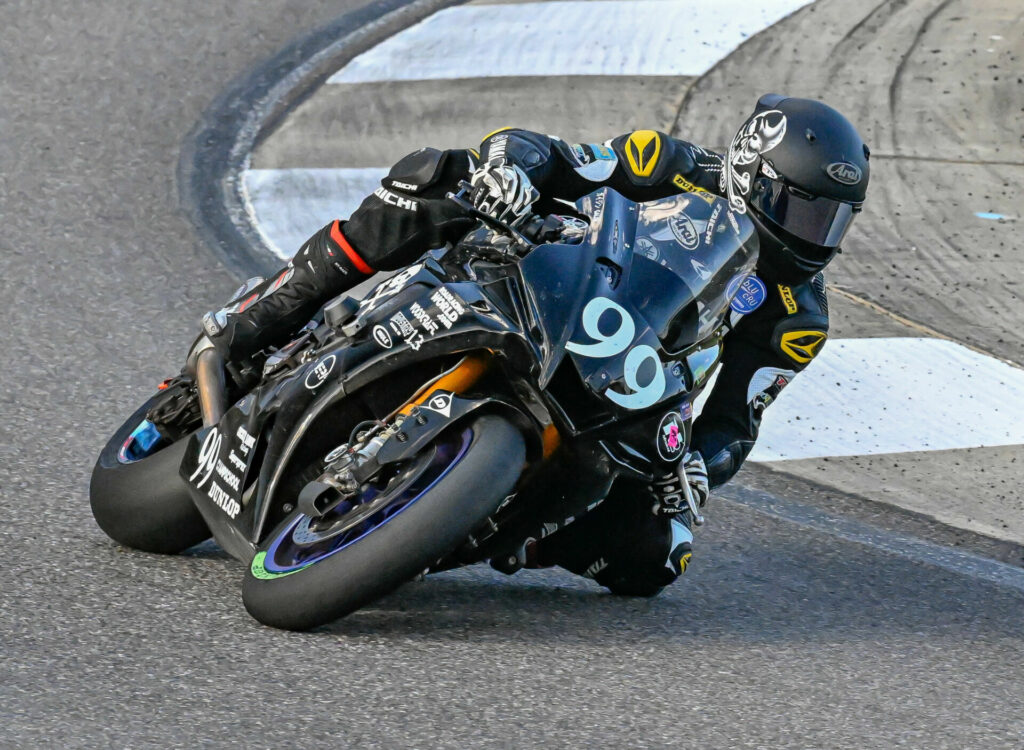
722;487;1024;596
749;337;1024;461
242;168;388;258
328;0;813;83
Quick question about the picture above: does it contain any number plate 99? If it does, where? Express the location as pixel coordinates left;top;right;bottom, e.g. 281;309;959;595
566;297;666;410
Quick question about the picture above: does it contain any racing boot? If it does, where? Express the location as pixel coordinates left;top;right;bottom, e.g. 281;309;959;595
201;220;374;363
526;483;696;597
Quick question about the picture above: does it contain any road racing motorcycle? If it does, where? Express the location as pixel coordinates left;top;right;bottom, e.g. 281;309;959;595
91;185;758;630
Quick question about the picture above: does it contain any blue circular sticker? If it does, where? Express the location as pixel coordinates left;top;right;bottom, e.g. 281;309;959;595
729;275;767;315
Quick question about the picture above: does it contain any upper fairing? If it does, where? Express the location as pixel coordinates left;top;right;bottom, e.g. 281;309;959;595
629;191;758;348
518;188;758;416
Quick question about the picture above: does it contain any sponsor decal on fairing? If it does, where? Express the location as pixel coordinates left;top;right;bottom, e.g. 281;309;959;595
410;302;439;335
704;203;723;244
422;392;454;418
305;354;336;390
634;236;659;261
669;213;700;250
236;426;256;456
656;410;686;462
430;287;465;329
372;324;393;348
359;264;423;311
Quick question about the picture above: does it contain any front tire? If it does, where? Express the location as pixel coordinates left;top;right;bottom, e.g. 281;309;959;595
90;396;209;554
243;414;525;630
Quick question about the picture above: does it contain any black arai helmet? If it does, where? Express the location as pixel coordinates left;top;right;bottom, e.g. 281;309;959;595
722;94;870;285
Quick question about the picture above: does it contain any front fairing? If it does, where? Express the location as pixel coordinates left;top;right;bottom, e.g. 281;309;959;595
631;192;758;349
520;189;757;423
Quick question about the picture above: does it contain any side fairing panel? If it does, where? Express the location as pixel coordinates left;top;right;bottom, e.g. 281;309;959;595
182;264;527;558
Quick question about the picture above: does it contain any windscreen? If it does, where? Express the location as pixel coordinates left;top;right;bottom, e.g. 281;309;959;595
628;192;758;350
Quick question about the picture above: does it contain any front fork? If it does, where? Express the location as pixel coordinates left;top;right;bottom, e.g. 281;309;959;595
297;352;554;519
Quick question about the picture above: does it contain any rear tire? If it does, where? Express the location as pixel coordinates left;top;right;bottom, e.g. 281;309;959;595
243;414;525;630
90;396;209;554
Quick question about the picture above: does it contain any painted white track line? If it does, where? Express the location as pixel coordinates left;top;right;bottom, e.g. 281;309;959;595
327;0;813;83
748;337;1024;461
243;168;387;258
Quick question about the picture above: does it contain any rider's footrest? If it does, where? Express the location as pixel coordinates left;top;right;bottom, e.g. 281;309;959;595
324;296;360;331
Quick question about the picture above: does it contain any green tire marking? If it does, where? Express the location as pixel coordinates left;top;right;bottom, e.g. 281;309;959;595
250;550;307;580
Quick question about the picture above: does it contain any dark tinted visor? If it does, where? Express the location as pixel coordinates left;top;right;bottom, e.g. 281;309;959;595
750;177;859;248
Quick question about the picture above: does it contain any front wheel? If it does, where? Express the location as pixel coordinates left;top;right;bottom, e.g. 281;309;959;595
243;414;525;630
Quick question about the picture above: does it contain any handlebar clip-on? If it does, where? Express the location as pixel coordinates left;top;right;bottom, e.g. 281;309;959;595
447;182;590;257
447;182;537;256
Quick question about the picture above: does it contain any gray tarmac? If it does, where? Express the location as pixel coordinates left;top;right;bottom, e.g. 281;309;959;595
254;75;695;168
2;1;1024;748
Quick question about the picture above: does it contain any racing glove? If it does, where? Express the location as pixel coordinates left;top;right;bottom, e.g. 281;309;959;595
469;162;539;226
682;451;710;507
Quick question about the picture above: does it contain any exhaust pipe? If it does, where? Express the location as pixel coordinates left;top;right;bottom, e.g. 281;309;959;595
195;348;227;427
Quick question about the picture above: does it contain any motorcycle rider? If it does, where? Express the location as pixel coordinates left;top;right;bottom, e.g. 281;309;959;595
194;94;869;596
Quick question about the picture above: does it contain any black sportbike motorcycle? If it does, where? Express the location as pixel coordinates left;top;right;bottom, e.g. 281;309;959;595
91;186;757;630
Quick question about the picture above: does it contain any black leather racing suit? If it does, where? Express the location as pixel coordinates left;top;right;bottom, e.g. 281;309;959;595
205;128;830;596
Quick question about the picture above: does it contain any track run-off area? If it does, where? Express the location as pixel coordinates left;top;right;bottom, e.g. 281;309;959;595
3;0;1023;747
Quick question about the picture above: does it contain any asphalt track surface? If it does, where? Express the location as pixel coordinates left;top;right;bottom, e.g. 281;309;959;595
2;2;1024;748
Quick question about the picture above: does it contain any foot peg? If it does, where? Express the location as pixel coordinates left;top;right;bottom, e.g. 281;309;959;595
490;542;527;575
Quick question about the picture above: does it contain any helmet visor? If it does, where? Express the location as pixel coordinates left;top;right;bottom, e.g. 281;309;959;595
750;177;859;248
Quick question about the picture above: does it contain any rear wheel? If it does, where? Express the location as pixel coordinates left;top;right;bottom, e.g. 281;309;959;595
90;394;209;554
243;414;525;630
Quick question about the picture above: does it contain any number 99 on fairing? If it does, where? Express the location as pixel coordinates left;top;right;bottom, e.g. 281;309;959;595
566;297;666;410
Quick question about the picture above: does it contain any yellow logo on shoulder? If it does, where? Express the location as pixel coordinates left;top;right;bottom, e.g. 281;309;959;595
626;130;662;177
780;330;827;363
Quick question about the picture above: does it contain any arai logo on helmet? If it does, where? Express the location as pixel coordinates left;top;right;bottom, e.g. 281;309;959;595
826;162;862;185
